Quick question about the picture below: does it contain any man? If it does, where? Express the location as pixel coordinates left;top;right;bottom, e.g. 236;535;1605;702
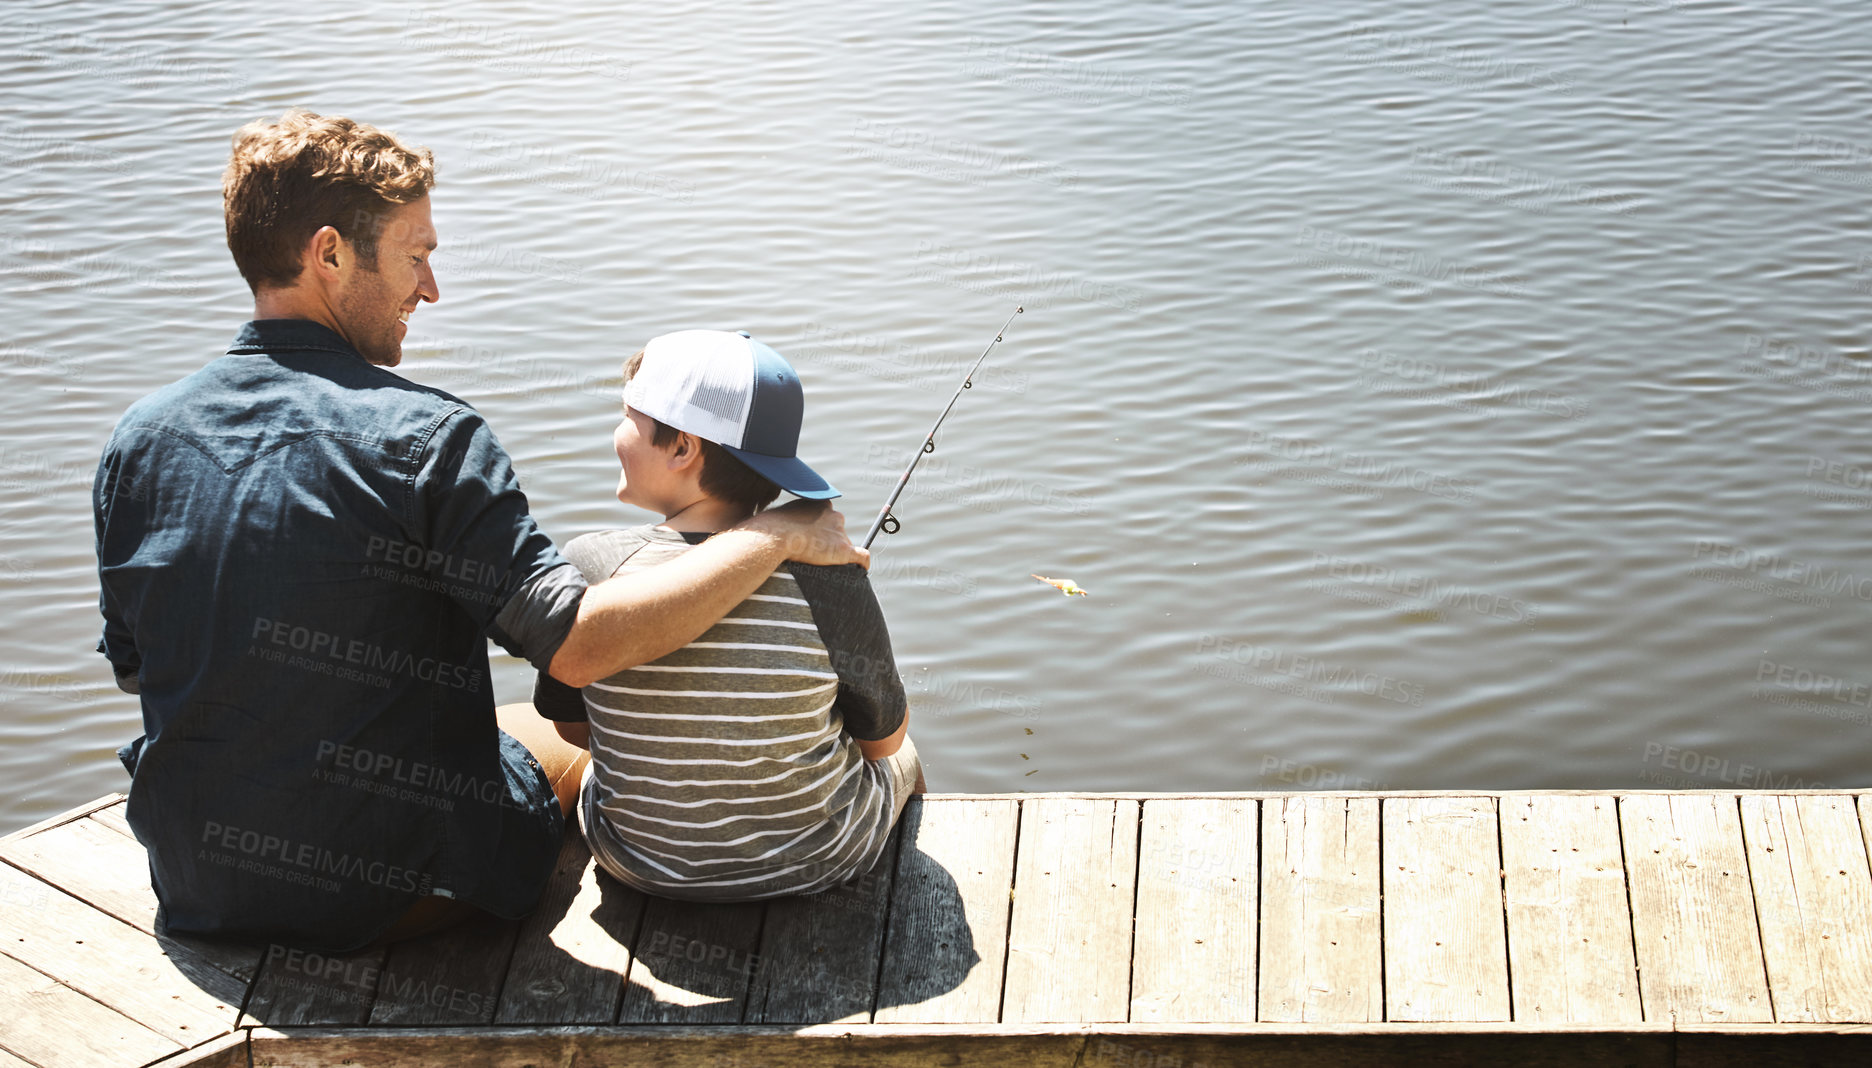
93;109;866;951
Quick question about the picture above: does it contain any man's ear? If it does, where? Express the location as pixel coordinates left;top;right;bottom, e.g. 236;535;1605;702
305;225;347;284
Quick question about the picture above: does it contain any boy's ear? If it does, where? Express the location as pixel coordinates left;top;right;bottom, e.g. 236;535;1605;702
668;431;705;472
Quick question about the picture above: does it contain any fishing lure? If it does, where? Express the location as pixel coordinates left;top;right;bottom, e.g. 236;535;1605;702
1031;574;1088;597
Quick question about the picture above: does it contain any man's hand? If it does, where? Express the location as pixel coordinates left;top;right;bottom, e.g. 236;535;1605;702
739;500;870;570
551;502;862;686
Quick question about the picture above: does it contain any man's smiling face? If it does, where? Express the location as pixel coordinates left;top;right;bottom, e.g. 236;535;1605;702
336;196;438;366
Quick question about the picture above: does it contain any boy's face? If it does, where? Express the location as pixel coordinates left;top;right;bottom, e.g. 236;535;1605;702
612;406;681;512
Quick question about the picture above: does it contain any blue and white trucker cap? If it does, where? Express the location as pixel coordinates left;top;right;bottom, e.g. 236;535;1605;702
624;329;839;500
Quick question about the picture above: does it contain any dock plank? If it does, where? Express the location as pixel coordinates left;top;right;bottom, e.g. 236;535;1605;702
1087;1029;1674;1068
0;818;157;928
1259;796;1382;1022
0;871;240;1045
1500;794;1642;1023
242;944;386;1027
145;1032;249;1068
874;798;1019;1024
1621;793;1772;1023
1383;796;1510;1022
241;1024;1684;1067
1741;794;1872;1022
87;802;136;841
618;898;764;1023
1131;798;1257;1023
244;1025;1090;1067
370;914;519;1025
494;835;640;1025
748;826;902;1024
1002;797;1140;1023
0;818;263;985
0;863;52;929
0;795;123;844
0;947;179;1068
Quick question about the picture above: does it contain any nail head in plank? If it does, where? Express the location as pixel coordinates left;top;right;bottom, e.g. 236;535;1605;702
0;818;263;985
1003;797;1140;1023
370;912;520;1025
1620;793;1772;1023
1741;794;1872;1022
0;874;240;1044
495;834;640;1025
1131;798;1257;1023
874;798;1019;1024
749;825;901;1024
1259;796;1382;1022
1383;796;1510;1022
241;943;387;1027
1500;794;1641;1023
0;947;179;1068
618;897;764;1023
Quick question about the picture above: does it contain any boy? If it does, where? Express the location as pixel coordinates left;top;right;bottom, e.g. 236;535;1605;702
535;329;921;900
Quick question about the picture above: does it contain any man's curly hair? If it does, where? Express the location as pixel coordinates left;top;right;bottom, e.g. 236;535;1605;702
223;109;435;292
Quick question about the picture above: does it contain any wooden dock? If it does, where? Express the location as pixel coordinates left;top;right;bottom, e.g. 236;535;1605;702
3;791;1871;1066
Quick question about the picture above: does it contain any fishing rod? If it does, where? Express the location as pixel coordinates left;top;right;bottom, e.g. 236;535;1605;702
862;305;1023;550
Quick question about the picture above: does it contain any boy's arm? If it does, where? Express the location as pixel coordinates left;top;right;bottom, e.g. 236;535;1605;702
791;561;907;756
855;718;907;761
554;720;591;750
533;672;590;749
549;501;865;687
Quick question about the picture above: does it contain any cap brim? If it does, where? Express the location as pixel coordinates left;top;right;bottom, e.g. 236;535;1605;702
722;445;840;500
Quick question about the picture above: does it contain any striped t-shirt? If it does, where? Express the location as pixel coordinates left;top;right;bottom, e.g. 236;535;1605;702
534;525;907;900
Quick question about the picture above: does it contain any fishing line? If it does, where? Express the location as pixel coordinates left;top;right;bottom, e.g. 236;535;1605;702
862;306;1023;550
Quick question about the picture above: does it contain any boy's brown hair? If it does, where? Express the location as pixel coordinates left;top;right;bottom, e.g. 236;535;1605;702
623;350;783;514
223;109;436;293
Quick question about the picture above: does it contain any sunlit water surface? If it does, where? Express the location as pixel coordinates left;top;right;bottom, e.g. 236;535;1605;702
4;0;1870;829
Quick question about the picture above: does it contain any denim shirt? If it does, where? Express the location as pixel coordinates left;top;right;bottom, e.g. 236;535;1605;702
95;319;587;950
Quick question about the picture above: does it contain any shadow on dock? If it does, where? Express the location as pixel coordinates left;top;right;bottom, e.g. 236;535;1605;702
220;798;980;1028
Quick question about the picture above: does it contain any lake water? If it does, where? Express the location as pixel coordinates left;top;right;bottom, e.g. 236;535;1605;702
4;0;1870;832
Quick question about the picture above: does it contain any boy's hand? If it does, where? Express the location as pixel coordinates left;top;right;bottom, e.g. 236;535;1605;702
740;500;870;570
